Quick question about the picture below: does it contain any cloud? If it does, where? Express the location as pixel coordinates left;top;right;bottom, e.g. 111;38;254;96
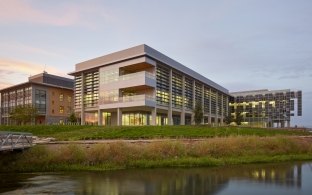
0;0;79;26
0;0;119;29
0;58;71;90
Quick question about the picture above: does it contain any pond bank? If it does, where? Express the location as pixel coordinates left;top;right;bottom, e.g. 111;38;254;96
1;136;312;172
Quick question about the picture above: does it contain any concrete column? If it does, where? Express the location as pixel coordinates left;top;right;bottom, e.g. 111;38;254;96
151;107;157;125
226;96;229;120
117;108;122;126
191;80;195;125
221;94;224;125
209;88;212;124
98;109;102;126
168;69;173;125
216;92;219;126
180;75;185;125
81;72;85;125
201;85;205;124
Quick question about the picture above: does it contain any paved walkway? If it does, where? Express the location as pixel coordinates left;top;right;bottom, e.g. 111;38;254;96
33;136;312;145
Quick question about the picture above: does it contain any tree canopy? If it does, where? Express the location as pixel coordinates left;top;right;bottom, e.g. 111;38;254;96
10;105;38;125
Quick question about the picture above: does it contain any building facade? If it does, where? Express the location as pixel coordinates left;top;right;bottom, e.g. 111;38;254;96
0;72;74;125
230;89;302;128
69;44;230;126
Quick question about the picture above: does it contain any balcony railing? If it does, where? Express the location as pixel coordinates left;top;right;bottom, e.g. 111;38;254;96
101;95;155;104
119;71;155;81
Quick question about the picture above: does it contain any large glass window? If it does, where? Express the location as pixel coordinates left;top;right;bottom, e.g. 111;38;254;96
35;89;46;114
156;114;168;126
102;112;111;126
122;112;150;126
24;87;32;105
85;112;98;125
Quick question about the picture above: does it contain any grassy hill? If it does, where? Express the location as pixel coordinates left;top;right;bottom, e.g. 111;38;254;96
0;125;310;141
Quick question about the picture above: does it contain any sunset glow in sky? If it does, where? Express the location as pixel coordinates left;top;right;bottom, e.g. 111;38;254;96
0;0;311;126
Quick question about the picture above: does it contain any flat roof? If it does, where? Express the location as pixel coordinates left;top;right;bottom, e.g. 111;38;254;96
230;89;298;97
0;81;73;92
69;44;229;94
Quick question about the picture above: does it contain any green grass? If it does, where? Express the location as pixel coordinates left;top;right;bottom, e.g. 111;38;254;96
0;125;310;141
1;136;312;172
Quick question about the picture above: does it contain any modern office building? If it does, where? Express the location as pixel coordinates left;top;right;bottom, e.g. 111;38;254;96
0;72;74;125
69;44;230;126
229;89;302;128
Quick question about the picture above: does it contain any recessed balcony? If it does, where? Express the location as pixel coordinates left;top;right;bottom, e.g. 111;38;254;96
99;94;156;109
102;71;156;90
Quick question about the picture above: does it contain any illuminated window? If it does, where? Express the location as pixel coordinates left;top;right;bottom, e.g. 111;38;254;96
156;64;170;106
60;94;64;101
59;106;64;114
68;96;72;103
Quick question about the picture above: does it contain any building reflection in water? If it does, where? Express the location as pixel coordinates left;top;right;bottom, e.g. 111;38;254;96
1;162;310;195
73;162;305;195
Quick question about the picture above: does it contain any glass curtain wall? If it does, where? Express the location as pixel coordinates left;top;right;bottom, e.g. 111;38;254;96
84;71;99;108
74;75;82;109
211;90;217;115
184;77;193;110
172;71;183;108
204;87;210;113
195;82;202;105
122;112;151;126
156;64;170;106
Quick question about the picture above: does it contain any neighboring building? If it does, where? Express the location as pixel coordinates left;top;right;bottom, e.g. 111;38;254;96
229;89;302;128
69;44;230;126
0;72;74;125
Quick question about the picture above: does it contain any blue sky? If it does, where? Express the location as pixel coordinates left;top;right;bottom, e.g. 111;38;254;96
0;0;311;126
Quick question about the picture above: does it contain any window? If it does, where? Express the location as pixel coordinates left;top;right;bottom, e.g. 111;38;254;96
35;89;46;114
68;96;72;103
60;94;64;101
59;106;64;114
52;100;54;105
52;109;54;114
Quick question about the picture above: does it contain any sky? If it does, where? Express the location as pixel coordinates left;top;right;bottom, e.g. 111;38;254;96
0;0;311;126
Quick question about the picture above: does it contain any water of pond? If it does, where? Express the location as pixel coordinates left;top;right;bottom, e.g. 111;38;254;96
1;161;312;195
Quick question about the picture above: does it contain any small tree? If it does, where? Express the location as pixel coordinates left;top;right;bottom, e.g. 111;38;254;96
235;112;243;125
224;113;233;125
68;112;77;123
10;105;38;125
193;101;203;125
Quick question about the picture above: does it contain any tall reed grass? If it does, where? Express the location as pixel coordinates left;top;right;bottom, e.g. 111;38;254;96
1;136;312;172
